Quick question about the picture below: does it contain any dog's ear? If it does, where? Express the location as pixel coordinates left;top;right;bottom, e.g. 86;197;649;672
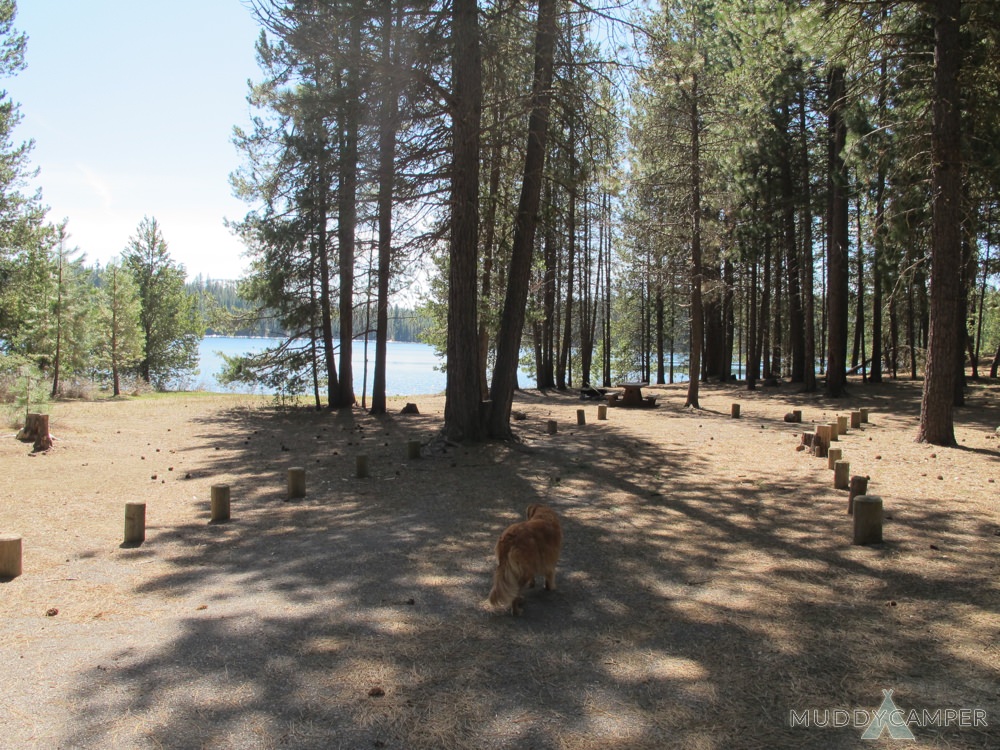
525;504;538;519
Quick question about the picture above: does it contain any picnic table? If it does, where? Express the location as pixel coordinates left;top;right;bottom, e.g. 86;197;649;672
606;382;657;408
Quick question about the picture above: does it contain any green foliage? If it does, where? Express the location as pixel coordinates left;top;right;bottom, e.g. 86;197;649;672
0;353;48;427
122;217;204;389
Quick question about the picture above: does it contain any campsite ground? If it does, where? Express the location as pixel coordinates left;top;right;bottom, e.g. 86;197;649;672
1;378;998;749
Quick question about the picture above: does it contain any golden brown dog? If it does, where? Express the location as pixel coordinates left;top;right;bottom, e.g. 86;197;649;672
487;504;562;616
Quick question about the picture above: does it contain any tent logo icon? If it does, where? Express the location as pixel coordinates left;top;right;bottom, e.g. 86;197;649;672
861;689;916;740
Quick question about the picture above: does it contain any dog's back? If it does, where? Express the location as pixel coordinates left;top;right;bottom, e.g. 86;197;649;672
488;504;562;614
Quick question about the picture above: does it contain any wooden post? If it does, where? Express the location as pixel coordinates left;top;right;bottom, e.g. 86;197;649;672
853;495;883;545
287;467;306;498
356;455;369;479
851;411;862;429
829;422;840;441
813;425;831;458
860;407;869;423
731;403;741;418
0;534;22;579
576;409;586;426
407;440;422;460
546;420;558;435
827;447;843;470
848;475;869;515
124;502;146;546
837;415;848;435
210;484;231;523
834;460;850;490
792;409;802;423
597;404;608;421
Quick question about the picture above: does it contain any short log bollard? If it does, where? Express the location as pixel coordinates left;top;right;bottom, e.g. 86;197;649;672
598;404;608;421
813;425;832;458
834;460;851;490
210;484;231;523
853;495;883;545
731;403;741;419
829;422;840;441
860;407;870;424
827;447;843;470
287;467;306;499
546;420;558;435
851;411;862;429
848;475;869;515
837;415;848;435
577;409;586;426
0;534;23;579
356;455;369;479
124;502;146;546
407;440;422;460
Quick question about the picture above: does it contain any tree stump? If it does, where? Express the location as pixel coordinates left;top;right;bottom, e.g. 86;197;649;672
124;502;146;546
827;448;843;470
576;409;586;426
210;484;231;523
18;413;53;452
546;420;558;435
834;460;850;490
851;411;862;429
853;495;883;545
731;403;741;419
860;407;869;423
356;455;369;479
287;467;306;498
598;404;608;421
848;475;869;515
407;440;422;460
0;534;22;579
829;422;840;441
837;415;848;435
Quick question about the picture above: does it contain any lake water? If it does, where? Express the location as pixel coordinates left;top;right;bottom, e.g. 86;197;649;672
192;336;449;396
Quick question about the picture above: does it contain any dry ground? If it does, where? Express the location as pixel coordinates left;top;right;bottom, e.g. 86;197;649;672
1;378;998;750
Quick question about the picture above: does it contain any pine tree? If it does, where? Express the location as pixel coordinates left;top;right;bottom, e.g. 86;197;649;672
122;217;202;389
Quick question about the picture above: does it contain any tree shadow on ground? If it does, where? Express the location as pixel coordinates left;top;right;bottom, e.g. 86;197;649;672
61;389;999;749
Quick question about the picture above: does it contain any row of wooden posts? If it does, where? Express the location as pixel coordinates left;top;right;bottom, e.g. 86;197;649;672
796;407;884;546
1;404;888;580
0;438;433;578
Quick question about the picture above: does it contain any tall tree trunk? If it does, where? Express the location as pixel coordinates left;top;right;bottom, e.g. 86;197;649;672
781;96;804;383
339;16;362;408
558;139;577;390
443;0;485;442
371;2;398;415
918;0;963;445
686;72;704;408
851;194;866;379
826;64;850;397
316;160;339;407
487;0;558;437
799;82;817;392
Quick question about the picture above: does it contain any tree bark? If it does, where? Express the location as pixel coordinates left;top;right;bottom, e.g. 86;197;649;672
826;65;850;398
917;0;963;445
487;0;558;437
443;0;485;442
685;72;703;409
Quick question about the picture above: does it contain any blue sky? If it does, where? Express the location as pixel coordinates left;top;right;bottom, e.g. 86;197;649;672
7;1;262;280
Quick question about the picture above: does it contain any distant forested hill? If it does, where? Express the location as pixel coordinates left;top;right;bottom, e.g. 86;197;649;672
187;276;430;342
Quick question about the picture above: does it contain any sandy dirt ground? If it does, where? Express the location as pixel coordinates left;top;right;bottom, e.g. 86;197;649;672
1;378;998;749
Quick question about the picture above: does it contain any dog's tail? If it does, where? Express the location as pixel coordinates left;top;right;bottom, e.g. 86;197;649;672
487;535;524;608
